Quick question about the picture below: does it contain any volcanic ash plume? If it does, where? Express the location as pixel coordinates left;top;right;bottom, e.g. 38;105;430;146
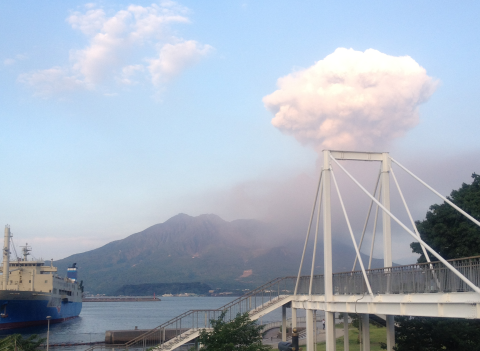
263;48;438;152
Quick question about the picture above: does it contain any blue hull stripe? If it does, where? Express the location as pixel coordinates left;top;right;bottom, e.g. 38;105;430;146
0;299;82;330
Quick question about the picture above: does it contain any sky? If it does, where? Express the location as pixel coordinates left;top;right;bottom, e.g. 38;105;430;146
0;1;479;264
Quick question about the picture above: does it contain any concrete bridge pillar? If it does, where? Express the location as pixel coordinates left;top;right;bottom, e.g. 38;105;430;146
325;311;336;351
343;312;349;351
306;309;314;351
282;304;287;341
386;315;395;351
361;314;370;351
291;307;297;329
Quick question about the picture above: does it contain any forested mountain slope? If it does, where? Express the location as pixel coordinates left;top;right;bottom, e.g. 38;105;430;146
55;213;384;294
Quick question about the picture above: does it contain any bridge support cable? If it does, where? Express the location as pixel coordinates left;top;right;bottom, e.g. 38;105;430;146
352;170;382;271
368;183;381;269
331;168;374;297
330;154;480;294
390;168;432;265
294;170;323;295
309;177;323;296
390;156;480;228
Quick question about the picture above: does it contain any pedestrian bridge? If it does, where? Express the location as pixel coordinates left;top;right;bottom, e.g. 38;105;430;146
84;150;480;351
84;256;480;351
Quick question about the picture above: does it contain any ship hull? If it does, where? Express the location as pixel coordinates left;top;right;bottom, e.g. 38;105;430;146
0;291;82;330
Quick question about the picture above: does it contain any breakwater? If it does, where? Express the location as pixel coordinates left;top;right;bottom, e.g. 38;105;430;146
83;297;161;302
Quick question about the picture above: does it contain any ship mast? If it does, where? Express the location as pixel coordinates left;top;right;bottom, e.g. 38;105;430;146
2;225;10;289
20;243;31;261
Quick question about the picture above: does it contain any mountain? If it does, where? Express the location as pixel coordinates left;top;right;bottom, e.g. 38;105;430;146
54;213;384;294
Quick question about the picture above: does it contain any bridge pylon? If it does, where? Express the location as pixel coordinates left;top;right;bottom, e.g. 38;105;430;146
294;150;480;351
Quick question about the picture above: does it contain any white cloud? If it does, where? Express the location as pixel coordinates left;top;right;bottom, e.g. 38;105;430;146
148;40;213;85
263;48;438;152
117;64;145;85
68;8;106;36
3;55;27;66
18;67;86;98
3;58;15;66
20;1;212;98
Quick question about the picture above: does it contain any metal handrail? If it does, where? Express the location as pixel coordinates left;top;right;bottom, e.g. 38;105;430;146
124;309;214;347
336;255;480;275
219;276;292;310
333;256;480;295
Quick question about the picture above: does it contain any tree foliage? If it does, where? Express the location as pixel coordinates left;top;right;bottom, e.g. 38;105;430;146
395;173;480;351
0;334;46;351
411;173;480;262
394;316;480;351
197;311;271;351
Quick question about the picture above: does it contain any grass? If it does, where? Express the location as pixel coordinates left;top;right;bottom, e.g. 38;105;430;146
315;325;387;351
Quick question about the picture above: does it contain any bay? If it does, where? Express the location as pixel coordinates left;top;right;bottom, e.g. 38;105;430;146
0;296;289;346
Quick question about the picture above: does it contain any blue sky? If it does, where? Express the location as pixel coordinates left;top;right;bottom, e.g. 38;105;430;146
0;1;479;262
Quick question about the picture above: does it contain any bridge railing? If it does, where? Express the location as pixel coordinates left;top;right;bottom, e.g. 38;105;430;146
295;275;325;295
333;256;480;295
127;309;223;350
219;276;297;318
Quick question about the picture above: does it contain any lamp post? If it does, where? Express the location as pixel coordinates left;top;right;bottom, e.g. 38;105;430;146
46;316;51;351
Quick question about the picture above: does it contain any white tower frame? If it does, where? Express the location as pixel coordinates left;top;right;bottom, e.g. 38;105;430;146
295;150;480;351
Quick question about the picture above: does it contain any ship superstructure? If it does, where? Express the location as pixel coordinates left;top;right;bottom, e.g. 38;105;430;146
0;225;82;329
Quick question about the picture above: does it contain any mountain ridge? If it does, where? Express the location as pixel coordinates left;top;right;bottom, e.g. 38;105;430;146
55;213;385;294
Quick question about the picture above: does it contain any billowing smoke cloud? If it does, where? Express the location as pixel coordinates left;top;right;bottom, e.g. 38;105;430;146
263;48;438;151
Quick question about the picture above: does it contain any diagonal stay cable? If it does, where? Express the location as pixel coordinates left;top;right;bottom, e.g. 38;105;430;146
390;168;432;264
390;167;441;289
353;170;381;271
390;157;480;228
331;168;374;297
330;154;480;294
295;170;323;295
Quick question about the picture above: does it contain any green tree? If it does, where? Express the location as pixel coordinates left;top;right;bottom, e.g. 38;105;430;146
0;334;46;351
395;173;480;351
197;311;271;351
395;316;480;351
411;173;480;262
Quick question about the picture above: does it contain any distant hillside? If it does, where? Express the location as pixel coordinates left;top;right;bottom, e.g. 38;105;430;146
55;213;385;294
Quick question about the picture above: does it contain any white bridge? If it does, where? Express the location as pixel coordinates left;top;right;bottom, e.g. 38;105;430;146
86;150;480;351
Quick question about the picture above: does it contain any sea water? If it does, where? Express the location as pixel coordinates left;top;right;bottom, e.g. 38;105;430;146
0;296;294;346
